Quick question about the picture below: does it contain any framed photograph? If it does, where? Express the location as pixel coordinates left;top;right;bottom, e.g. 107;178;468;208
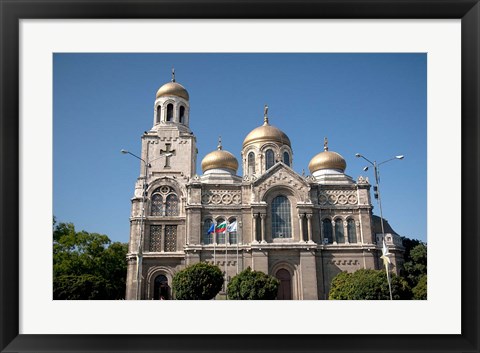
1;1;479;352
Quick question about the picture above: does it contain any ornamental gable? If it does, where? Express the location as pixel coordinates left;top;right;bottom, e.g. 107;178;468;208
252;163;311;203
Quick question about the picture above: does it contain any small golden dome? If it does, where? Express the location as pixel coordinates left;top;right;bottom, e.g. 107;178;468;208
308;138;347;173
243;106;290;148
156;82;189;100
201;138;239;173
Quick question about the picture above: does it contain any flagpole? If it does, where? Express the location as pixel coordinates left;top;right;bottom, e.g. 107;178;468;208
213;221;216;266
225;226;228;298
236;226;239;275
386;265;393;301
381;239;393;300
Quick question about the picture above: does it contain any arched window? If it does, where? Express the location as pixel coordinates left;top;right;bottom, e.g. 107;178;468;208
347;219;357;243
322;219;333;244
203;219;213;245
166;104;173;122
150;193;163;216
271;195;292;238
216;218;226;244
265;149;275;170
165;194;179;216
156;105;161;124
179;106;185;124
154;274;170;300
248;152;255;174
335;219;345;243
228;218;237;244
283;151;290;167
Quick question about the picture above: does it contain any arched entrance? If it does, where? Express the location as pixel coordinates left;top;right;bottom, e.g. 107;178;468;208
153;274;170;300
276;269;292;300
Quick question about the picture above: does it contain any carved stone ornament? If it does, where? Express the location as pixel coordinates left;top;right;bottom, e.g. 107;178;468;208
318;189;358;205
328;259;360;266
201;189;242;205
357;176;370;184
258;170;308;202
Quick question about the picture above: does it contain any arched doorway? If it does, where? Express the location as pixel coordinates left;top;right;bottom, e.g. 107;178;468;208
276;269;292;300
154;274;170;300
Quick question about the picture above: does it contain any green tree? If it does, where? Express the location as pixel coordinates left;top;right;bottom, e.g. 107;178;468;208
172;262;224;300
329;269;411;300
53;219;128;300
402;242;427;288
412;273;427;300
227;267;280;300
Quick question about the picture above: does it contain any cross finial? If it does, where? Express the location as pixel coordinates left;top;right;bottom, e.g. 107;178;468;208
324;137;328;151
171;67;176;82
217;136;222;150
263;104;269;125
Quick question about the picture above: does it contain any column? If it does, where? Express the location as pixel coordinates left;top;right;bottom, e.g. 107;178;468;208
260;214;266;243
160;226;165;252
344;221;349;244
252;214;258;243
332;220;337;244
356;220;361;244
306;214;313;243
298;214;305;242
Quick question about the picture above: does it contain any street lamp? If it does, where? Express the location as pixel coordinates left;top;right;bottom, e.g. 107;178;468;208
121;149;150;300
355;153;404;300
355;153;404;241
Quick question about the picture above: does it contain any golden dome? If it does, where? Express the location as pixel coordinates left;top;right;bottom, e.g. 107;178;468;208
201;139;239;173
308;138;347;173
243;107;290;148
155;82;189;100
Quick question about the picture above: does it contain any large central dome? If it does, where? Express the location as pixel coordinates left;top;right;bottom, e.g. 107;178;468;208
243;119;290;148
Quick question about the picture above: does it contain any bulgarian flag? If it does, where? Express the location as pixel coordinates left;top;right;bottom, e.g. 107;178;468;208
215;221;227;233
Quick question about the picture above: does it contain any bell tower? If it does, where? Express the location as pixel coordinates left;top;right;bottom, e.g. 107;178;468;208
140;69;197;179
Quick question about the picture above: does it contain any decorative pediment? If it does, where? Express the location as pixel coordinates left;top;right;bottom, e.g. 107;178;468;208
252;163;311;202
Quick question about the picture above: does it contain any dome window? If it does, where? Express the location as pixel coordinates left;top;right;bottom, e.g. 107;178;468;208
156;105;161;124
265;149;275;170
248;152;255;174
283;151;290;167
166;104;173;122
179;106;185;124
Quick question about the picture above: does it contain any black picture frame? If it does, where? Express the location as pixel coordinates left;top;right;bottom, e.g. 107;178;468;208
1;1;479;352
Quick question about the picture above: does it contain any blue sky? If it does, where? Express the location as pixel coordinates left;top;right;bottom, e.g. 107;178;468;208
53;53;427;243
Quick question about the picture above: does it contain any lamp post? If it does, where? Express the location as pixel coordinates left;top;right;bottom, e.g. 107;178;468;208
355;153;404;243
121;149;150;300
355;153;404;300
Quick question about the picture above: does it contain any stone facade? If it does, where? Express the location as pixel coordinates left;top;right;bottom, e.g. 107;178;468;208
125;75;404;300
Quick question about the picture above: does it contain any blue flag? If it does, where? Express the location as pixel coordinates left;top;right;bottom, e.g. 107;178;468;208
207;223;215;234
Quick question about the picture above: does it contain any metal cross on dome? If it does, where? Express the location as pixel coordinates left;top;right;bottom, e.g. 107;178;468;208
160;143;176;168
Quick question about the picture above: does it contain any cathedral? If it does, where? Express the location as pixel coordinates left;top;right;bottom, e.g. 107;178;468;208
125;72;405;300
